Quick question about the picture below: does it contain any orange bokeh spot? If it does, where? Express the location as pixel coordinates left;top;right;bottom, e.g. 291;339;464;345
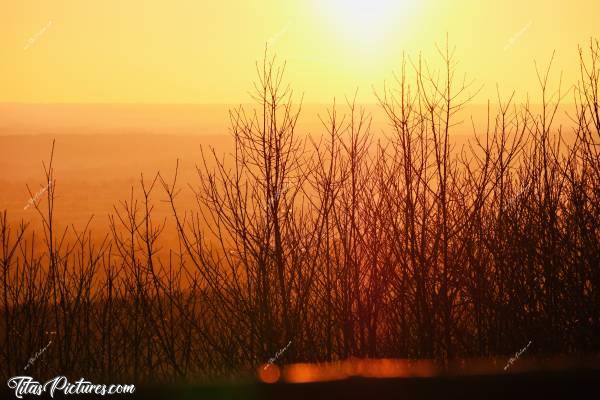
281;358;437;383
258;364;281;383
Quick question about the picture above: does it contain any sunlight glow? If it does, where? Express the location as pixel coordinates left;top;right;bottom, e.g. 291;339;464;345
318;0;416;47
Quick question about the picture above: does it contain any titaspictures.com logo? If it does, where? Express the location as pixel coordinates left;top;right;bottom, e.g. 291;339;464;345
7;376;135;398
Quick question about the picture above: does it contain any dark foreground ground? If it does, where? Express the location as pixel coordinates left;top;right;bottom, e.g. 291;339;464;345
5;368;600;400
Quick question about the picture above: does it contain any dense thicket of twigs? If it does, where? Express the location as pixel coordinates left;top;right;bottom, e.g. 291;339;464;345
2;40;599;382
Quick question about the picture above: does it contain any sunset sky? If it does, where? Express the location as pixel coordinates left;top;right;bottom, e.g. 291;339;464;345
1;0;598;104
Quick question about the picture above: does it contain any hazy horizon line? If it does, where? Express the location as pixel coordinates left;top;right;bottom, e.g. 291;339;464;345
0;102;573;107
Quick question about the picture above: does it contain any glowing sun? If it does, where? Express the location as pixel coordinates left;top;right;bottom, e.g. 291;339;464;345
318;0;415;46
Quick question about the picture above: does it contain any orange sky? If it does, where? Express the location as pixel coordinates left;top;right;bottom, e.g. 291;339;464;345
1;0;598;104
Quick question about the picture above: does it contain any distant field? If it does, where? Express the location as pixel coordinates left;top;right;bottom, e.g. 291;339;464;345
0;101;576;234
